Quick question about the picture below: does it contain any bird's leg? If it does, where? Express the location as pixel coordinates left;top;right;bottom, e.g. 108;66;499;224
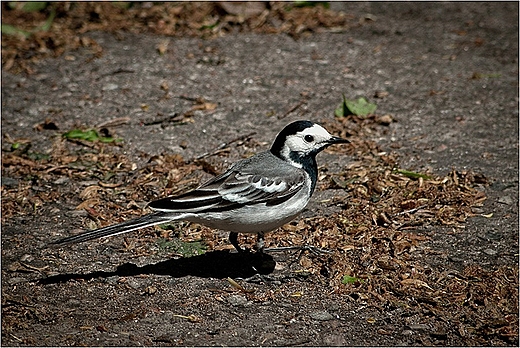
229;232;243;253
242;232;275;283
256;232;265;253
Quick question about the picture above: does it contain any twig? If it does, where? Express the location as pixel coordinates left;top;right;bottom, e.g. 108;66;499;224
394;204;428;216
279;100;306;119
176;95;203;102
278;93;310;119
19;262;49;275
97;117;131;128
96;68;135;80
10;334;23;342
141;113;182;126
195;132;256;160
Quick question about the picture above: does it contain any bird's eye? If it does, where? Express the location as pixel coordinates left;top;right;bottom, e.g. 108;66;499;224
304;135;314;143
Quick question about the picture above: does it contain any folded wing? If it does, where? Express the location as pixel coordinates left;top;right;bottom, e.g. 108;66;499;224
148;168;305;212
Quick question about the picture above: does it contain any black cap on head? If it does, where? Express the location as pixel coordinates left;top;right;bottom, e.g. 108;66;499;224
270;120;314;153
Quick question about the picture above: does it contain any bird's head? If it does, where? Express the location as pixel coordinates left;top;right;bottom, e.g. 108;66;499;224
270;120;349;167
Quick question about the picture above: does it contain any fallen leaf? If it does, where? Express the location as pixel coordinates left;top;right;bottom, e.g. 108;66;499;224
401;278;433;290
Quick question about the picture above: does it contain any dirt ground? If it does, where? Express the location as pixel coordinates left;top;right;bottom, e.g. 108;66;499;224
1;2;518;347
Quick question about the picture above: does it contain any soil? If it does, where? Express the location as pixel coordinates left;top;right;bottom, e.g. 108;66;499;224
2;2;518;347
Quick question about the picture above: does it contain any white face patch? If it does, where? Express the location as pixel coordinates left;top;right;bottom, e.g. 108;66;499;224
279;124;333;163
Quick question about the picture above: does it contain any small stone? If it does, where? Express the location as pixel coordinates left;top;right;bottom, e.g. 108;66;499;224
377;114;394;125
323;333;348;346
102;83;119;91
125;279;140;289
20;254;34;262
448;256;464;263
106;276;120;285
79;180;98;186
227;295;249;307
483;248;497;256
53;177;70;185
498;196;513;205
472;207;484;214
65;210;88;217
374;90;389;98
67;298;82;306
310;310;335;321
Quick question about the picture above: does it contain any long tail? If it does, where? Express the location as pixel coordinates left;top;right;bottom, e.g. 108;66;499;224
51;212;176;245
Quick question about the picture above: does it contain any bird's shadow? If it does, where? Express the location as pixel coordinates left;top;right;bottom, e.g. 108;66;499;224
39;250;275;285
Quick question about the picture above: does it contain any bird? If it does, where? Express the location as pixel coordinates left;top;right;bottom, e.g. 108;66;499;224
52;120;349;253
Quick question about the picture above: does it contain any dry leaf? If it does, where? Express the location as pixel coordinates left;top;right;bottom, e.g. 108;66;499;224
401;278;433;290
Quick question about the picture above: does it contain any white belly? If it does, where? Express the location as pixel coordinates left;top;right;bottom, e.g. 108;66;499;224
185;185;311;233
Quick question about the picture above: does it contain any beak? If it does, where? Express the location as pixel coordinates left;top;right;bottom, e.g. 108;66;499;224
328;136;350;144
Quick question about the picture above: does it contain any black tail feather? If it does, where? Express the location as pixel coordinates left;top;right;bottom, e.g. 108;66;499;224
51;212;174;245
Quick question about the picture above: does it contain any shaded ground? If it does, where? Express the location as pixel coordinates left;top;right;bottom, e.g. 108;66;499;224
2;2;518;347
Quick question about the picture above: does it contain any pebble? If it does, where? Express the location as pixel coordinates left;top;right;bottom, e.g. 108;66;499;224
472;207;485;214
448;256;464;263
409;324;429;330
106;276;120;285
498;196;513;205
227;294;250;307
53;177;70;185
483;248;497;256
79;180;99;186
310;310;335;321
65;210;88;217
125;278;140;289
67;299;82;306
20;254;34;262
102;83;119;91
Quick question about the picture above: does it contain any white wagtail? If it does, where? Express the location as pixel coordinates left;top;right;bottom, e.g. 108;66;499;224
52;120;349;253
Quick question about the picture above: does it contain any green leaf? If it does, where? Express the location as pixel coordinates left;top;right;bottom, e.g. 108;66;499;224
341;275;362;285
23;1;47;11
63;129;98;141
62;129;122;143
393;169;431;180
345;97;377;117
1;24;31;38
293;1;330;8
37;8;55;31
111;1;132;9
98;135;121;143
8;1;48;12
2;5;54;37
335;95;377;117
334;94;348;117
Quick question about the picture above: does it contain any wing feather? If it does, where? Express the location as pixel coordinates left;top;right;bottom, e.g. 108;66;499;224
148;160;305;212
